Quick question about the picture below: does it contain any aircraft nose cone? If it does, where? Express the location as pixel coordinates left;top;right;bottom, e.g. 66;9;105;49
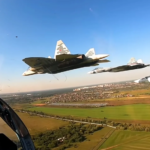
22;72;26;76
134;80;140;83
87;71;93;74
87;71;97;74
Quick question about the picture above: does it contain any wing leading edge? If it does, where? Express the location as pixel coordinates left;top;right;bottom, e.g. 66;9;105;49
23;57;55;68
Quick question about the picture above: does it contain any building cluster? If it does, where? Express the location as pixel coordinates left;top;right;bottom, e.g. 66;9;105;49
49;103;108;107
73;82;136;91
46;82;139;103
2;81;147;105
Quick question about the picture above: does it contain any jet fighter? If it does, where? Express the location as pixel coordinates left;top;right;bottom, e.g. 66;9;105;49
22;40;110;76
134;76;150;83
88;58;150;74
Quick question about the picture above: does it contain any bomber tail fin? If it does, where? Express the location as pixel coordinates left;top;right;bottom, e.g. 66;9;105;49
54;40;71;59
85;48;95;57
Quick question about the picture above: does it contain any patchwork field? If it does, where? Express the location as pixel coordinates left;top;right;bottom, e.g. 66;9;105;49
17;112;69;135
28;104;150;121
0;112;69;141
65;127;113;150
4;86;150;149
100;130;150;150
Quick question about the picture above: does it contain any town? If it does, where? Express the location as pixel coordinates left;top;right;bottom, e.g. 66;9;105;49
47;82;141;104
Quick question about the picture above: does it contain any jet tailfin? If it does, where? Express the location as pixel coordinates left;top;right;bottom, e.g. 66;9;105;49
54;40;71;59
127;57;137;65
85;48;95;57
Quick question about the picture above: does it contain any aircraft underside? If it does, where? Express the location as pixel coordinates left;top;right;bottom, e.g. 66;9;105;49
45;60;99;74
110;65;145;72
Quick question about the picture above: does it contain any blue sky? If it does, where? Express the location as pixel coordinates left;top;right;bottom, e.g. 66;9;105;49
0;0;150;93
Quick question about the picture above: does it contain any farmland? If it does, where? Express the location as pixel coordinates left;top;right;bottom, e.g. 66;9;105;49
66;127;113;150
28;104;150;121
100;130;150;150
0;112;69;140
16;112;69;135
2;82;150;149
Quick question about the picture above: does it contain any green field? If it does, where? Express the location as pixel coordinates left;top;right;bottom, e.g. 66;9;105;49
17;112;69;135
28;104;150;120
100;130;150;150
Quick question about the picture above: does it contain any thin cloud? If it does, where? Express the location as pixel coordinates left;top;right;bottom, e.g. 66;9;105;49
89;7;98;17
89;8;93;12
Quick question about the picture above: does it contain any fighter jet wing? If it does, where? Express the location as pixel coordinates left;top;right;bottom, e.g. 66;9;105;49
23;57;55;68
55;54;85;62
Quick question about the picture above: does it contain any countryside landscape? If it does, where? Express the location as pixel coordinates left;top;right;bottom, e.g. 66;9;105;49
1;0;150;149
1;81;150;150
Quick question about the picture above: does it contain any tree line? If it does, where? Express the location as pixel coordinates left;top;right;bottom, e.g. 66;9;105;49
32;122;102;150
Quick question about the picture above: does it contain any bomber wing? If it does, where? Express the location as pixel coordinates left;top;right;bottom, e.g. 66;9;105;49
55;54;85;62
23;57;55;68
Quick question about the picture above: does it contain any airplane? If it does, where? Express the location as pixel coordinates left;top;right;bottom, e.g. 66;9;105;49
88;57;150;74
22;40;110;76
134;76;150;83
